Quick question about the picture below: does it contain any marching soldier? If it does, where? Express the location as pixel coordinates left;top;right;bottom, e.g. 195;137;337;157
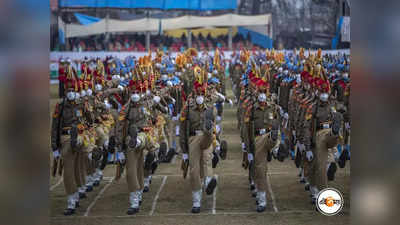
180;80;217;214
245;79;280;212
302;69;342;204
51;73;81;215
119;86;159;215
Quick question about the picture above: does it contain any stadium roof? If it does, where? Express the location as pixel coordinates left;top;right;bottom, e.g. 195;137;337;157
60;13;271;38
59;0;237;11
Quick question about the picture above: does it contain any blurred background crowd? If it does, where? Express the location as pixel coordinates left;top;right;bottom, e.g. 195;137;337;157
52;32;257;52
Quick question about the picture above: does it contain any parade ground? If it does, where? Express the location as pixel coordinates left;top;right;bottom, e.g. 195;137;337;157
49;81;350;225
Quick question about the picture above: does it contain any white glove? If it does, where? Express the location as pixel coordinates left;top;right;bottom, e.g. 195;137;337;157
153;96;161;104
117;152;125;163
171;97;176;105
172;116;178;121
284;112;289;120
228;99;233;106
272;146;279;158
182;153;189;161
334;151;340;162
216;92;225;101
279;108;284;117
247;153;254;162
259;128;266;135
117;85;124;91
104;140;109;149
216;116;222;122
306;151;314;161
104;100;111;110
215;145;221;155
216;124;221;134
241;142;246;152
345;122;350;130
53;149;60;159
88;152;92;160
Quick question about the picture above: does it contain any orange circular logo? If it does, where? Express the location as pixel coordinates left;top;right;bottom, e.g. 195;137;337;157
325;196;335;207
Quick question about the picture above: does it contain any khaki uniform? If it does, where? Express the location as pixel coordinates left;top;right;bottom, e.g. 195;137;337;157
180;102;214;192
304;101;340;191
51;100;79;195
123;102;151;192
247;102;279;192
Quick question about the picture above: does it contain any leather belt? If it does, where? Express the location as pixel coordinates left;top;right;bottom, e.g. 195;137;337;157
317;122;331;131
190;130;204;137
62;127;71;135
255;128;271;137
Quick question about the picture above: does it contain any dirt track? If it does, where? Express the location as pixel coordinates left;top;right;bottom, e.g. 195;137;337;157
49;81;350;225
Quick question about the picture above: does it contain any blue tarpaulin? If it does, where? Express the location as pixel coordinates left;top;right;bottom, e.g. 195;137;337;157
238;27;273;49
59;29;65;45
74;13;101;25
59;0;237;10
332;16;344;49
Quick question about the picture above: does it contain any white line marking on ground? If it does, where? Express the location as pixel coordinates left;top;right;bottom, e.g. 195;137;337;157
212;175;218;214
149;175;168;216
51;209;327;219
50;178;63;191
84;177;115;217
266;173;278;212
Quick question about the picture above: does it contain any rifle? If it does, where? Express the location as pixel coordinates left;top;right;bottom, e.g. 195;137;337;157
181;100;190;179
116;111;129;181
52;98;66;177
310;99;320;149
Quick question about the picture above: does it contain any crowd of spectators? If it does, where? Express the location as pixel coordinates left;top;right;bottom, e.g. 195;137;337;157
52;32;263;52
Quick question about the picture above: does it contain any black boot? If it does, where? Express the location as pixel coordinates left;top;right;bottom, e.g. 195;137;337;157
143;186;149;193
63;208;75;216
86;185;93;192
191;207;201;213
256;205;266;212
79;192;86;199
126;207;139;215
250;184;255;191
212;151;219;168
219;140;228;160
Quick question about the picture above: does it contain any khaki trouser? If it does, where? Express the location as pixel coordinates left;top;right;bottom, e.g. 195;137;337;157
189;133;213;191
126;148;144;192
125;133;158;192
60;135;77;195
254;134;275;192
309;129;338;190
74;151;87;188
